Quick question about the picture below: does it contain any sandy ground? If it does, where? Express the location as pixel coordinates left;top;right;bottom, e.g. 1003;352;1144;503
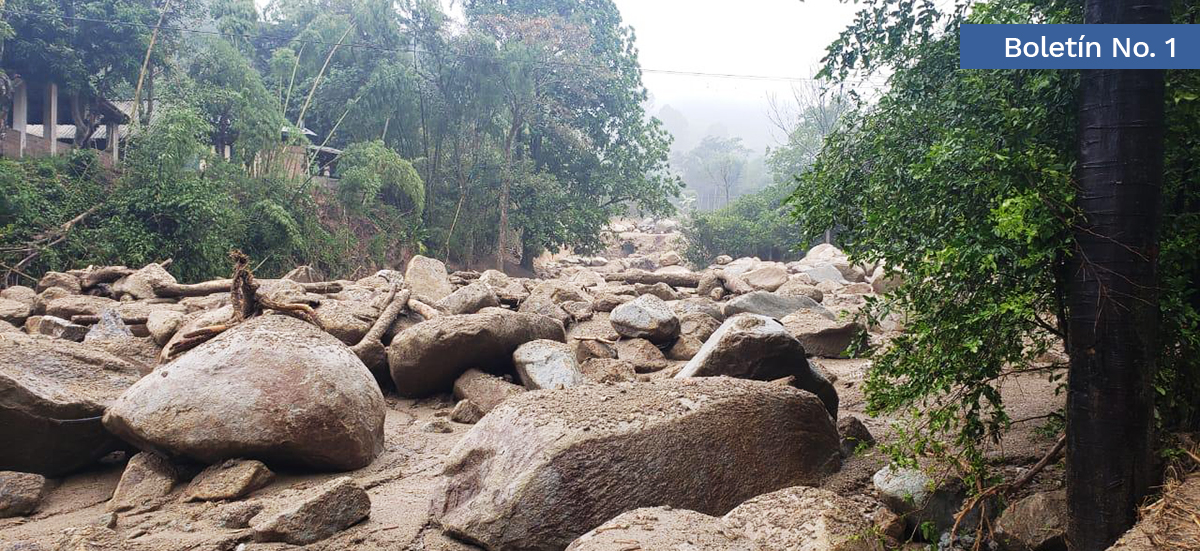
0;359;1066;551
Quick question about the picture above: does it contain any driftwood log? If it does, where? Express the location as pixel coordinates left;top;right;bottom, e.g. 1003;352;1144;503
602;270;702;288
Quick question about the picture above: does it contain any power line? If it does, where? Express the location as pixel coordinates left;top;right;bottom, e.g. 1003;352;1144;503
0;8;864;84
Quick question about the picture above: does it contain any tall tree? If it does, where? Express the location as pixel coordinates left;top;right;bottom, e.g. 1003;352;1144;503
1066;0;1170;548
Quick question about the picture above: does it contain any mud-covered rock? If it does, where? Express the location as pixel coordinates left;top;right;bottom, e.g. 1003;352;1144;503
108;452;177;512
780;309;863;358
722;291;832;320
0;333;140;475
252;476;370;545
104;315;386;471
389;310;565;397
452;369;527;414
437;282;501;315
676;314;838;418
609;294;679;344
0;471;48;518
406;255;454;302
184;459;275;502
513;339;584;390
433;377;841;551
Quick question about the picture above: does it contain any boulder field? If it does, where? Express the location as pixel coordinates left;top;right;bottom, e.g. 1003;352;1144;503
0;238;931;550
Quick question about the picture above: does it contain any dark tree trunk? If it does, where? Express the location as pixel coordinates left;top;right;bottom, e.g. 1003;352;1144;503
1067;1;1169;549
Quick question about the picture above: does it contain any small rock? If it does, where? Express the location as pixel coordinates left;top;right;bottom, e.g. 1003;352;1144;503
591;292;632;312
659;251;683;266
211;500;264;529
146;310;185;346
609;294;680;344
569;507;754;551
572;338;616;364
614;337;670;373
513;339;585;390
108;452;177;512
252;477;371;545
722;485;885;551
44;295;117;320
25;315;88;341
0;285;36;306
579;358;637;383
184;459;274;502
634;282;682;301
560;300;594;322
92;512;118;529
994;490;1066;551
837;416;876;457
422;419;454;433
776;279;824;302
873;465;968;536
283;265;324;283
679;311;721;342
666;335;703;361
715;255;733;265
0;471;48;518
453;369;527;414
450;400;484;424
84;309;133;342
781;309;863;358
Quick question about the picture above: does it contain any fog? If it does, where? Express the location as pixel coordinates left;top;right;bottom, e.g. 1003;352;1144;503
614;0;862;153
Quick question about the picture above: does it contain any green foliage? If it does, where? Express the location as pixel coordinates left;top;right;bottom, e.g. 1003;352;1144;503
795;0;1200;485
681;183;802;267
337;140;425;215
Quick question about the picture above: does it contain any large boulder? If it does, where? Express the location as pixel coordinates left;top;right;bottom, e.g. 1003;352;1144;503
437;282;500;315
314;299;378;345
513;339;584;390
103;315;386;471
388;310;565;397
405;255;454;302
44;295;118;319
873;465;968;536
780;310;863;358
722;486;884;551
723;291;833;320
0;333;140;475
568;507;758;551
519;281;591;324
112;263;175;300
433;377;841;551
609;294;680;344
675;314;838;418
741;264;789;292
36;271;81;294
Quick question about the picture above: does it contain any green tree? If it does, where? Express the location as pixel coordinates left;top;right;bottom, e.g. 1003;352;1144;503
793;1;1199;531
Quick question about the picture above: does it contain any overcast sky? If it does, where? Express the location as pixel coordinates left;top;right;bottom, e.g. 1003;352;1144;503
612;0;861;151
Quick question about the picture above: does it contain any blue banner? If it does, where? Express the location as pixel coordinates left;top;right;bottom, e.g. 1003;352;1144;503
960;24;1200;69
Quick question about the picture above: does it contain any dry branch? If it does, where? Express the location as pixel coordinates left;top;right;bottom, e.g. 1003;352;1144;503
603;270;701;288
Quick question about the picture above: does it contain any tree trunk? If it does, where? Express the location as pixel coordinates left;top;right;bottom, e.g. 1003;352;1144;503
498;114;521;270
1067;1;1169;549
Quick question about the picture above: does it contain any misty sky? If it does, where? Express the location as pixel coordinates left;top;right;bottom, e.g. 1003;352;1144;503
613;0;861;152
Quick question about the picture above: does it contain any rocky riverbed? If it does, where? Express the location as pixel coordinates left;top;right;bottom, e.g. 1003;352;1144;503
0;225;1101;551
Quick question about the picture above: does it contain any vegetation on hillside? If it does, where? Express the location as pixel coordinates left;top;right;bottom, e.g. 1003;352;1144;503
0;0;682;281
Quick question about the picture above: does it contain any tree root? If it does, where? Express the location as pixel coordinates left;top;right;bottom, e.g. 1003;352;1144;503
162;250;327;361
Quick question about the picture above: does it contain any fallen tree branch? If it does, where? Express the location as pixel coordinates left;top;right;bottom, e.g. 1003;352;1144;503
407;297;441;320
351;287;411;367
153;279;343;297
603;270;701;288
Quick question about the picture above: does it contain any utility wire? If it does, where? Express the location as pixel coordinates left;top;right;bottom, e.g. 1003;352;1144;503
0;8;881;85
